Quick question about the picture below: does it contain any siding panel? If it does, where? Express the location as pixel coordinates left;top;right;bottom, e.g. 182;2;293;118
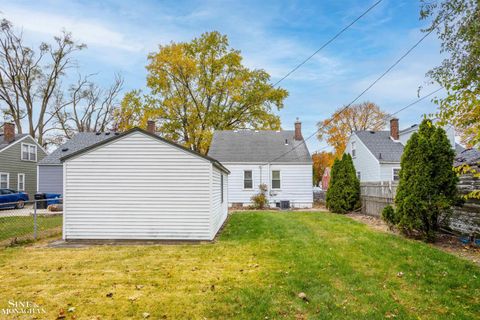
224;163;312;208
64;132;213;240
38;165;63;194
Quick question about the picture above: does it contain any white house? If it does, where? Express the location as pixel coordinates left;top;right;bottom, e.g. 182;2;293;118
345;118;457;182
61;125;229;241
208;119;313;208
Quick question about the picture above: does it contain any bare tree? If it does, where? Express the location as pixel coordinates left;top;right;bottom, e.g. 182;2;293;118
0;18;86;145
48;73;124;144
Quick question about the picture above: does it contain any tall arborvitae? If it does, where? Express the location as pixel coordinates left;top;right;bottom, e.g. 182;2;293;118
326;153;360;213
394;119;458;241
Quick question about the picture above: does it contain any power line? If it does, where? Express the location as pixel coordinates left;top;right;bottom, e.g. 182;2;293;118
263;25;439;165
272;0;383;87
313;87;443;153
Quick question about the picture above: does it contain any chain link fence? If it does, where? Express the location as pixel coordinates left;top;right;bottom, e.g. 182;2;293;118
0;198;63;246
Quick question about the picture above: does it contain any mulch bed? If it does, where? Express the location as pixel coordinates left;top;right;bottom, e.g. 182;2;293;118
346;212;480;266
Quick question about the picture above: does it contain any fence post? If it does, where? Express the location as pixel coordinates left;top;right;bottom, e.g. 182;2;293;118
33;200;37;240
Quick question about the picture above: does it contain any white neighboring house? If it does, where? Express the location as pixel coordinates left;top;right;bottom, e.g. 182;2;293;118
345;118;457;182
208;119;313;208
61;125;229;241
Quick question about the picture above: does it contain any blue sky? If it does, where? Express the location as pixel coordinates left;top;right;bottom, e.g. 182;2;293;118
1;0;445;152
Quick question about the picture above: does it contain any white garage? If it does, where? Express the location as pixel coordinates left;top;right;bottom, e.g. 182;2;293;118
61;127;229;241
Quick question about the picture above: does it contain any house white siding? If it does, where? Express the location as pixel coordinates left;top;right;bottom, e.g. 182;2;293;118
346;134;381;182
211;167;228;238
38;165;63;194
63;131;223;240
223;163;312;208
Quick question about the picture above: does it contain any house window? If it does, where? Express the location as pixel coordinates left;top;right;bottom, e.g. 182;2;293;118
393;168;400;181
244;170;253;189
0;173;9;189
351;141;356;158
21;143;37;161
272;170;281;189
221;174;224;203
357;171;361;180
17;173;25;191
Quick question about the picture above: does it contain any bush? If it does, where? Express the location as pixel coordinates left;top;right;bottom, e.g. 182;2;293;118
250;183;268;209
381;205;397;227
394;119;458;242
326;153;360;213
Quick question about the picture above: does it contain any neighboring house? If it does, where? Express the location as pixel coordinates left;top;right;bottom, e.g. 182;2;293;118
321;167;331;190
38;132;115;194
208;119;313;208
345;118;457;182
62;124;229;241
0;123;47;197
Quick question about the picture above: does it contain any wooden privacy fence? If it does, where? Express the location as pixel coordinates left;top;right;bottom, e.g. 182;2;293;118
360;175;480;234
360;182;397;217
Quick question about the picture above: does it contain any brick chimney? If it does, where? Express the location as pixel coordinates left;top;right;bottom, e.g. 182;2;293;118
147;120;156;134
2;122;15;143
390;118;399;140
294;117;303;141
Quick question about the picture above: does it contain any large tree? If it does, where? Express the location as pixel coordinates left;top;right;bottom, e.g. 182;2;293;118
115;31;288;154
0;18;86;145
420;0;480;147
316;102;387;157
49;73;124;145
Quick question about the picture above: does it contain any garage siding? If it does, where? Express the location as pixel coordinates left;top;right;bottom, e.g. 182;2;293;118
211;167;228;238
63;132;213;240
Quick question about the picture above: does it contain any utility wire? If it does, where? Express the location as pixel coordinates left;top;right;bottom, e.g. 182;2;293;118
313;87;443;153
262;25;439;165
272;0;383;87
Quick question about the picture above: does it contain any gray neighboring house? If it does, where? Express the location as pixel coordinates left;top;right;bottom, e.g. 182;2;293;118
37;132;116;194
0;123;47;197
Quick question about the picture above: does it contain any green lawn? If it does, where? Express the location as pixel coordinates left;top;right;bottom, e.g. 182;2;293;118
0;214;62;242
0;211;478;319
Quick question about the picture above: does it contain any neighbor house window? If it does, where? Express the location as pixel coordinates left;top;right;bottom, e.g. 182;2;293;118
357;171;361;180
17;173;25;191
244;170;253;189
393;168;400;181
221;174;224;203
21;143;37;161
351;141;356;158
0;173;9;189
272;170;281;189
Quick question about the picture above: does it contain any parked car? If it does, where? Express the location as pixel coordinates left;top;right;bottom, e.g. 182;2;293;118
0;189;29;209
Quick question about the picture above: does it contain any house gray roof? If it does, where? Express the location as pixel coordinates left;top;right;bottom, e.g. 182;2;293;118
354;131;405;163
0;133;29;152
58;128;230;174
207;130;312;163
38;132;119;165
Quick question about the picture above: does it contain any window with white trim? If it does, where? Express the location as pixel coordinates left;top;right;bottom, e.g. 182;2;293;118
21;143;37;161
393;168;400;181
351;141;356;158
244;170;253;189
17;173;25;191
0;173;9;189
272;170;281;189
357;171;361;180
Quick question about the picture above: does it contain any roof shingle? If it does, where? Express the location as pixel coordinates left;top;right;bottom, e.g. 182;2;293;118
208;130;312;163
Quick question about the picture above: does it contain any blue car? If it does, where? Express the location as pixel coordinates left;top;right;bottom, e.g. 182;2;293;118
0;189;29;209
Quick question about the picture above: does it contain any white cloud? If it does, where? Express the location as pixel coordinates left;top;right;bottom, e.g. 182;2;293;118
2;5;143;52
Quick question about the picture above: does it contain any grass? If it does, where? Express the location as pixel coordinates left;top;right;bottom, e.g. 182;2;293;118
0;211;478;319
0;214;62;242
